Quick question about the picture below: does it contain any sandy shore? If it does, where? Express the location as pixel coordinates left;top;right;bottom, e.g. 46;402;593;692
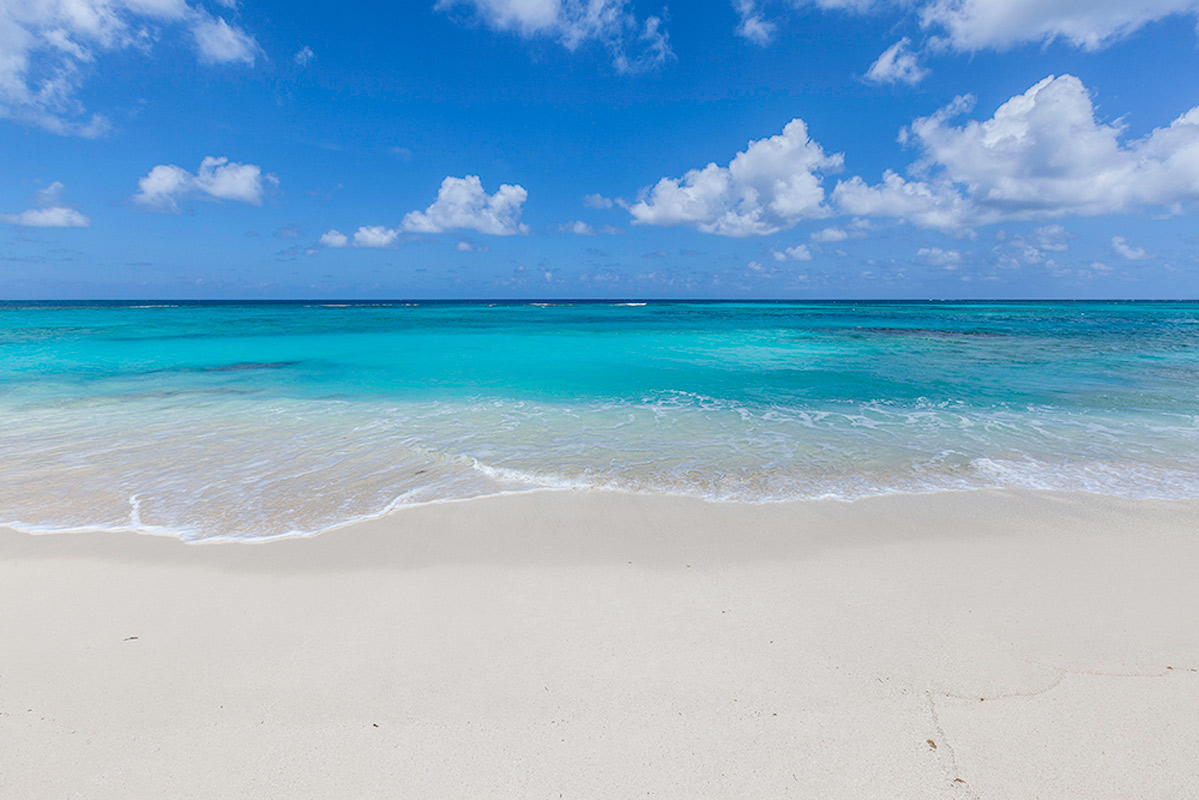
2;489;1197;798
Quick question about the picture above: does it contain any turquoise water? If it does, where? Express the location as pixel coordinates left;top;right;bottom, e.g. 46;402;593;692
1;300;1197;540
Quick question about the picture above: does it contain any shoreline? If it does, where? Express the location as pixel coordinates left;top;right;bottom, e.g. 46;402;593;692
5;483;1199;544
3;488;1198;797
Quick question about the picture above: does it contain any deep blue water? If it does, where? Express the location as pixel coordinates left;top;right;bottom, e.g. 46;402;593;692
1;300;1196;539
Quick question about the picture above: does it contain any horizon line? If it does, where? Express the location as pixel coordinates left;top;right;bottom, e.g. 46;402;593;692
2;298;1197;305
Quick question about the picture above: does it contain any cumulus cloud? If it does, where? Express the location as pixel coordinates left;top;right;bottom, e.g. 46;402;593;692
865;38;928;85
435;0;672;73
628;118;843;236
1;181;90;227
1111;236;1152;260
318;226;402;248
133;156;275;211
352;225;400;248
833;170;974;230
771;244;813;261
834;74;1199;230
0;1;260;135
319;176;530;250
401;175;529;235
319;229;349;247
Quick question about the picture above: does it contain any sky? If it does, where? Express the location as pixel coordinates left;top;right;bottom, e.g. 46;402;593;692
2;0;1199;299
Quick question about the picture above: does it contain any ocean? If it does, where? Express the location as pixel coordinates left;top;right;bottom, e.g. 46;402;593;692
1;300;1196;540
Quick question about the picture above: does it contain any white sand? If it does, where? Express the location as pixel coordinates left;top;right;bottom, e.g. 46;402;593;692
1;489;1197;798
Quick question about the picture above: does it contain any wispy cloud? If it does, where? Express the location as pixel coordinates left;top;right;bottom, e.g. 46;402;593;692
1111;236;1152;260
865;38;928;85
435;0;672;73
0;1;260;136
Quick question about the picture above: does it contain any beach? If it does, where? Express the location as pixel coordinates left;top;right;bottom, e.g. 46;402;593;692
3;488;1197;798
8;0;1199;791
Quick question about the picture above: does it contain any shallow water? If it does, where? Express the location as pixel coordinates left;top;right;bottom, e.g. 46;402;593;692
1;300;1196;540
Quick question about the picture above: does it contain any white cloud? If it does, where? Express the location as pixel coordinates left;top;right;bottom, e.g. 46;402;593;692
192;15;259;65
319;225;403;248
582;192;614;209
810;226;849;242
628;118;843;236
192;156;270;202
865;38;928;85
0;1;259;135
734;0;777;45
456;240;489;251
749;0;1199;53
834;75;1199;230
2;181;90;227
134;165;191;211
1029;224;1071;251
990;225;1072;268
321;176;529;249
918;0;1199;52
833;170;975;230
352;225;400;248
134;156;275;211
559;220;595;235
917;246;962;267
294;45;315;67
1111;236;1152;260
745;0;876;27
771;244;813;261
320;229;349;247
401;175;529;235
34;181;67;207
2;207;90;228
435;0;673;73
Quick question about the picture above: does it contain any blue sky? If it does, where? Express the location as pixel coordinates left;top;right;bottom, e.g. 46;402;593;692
2;0;1198;299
